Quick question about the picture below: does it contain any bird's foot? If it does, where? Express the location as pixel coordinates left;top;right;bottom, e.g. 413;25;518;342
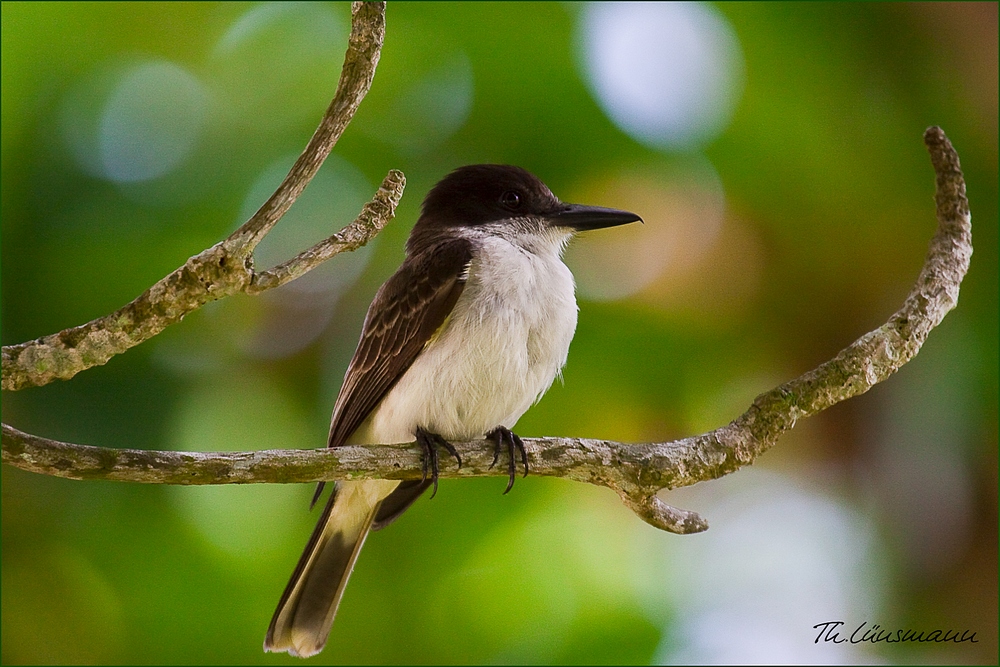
487;426;528;495
415;427;461;499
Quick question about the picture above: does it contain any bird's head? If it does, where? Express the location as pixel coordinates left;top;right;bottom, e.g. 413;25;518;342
408;164;642;253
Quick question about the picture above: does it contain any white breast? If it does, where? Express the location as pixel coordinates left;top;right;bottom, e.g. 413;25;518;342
362;230;578;444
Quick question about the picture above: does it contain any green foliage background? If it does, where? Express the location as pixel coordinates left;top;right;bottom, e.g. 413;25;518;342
2;2;996;664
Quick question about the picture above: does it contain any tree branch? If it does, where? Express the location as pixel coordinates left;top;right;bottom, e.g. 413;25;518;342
1;1;391;392
1;128;973;536
246;171;404;295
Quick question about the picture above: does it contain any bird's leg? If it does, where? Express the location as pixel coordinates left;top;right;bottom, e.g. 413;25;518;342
487;426;528;495
415;428;462;499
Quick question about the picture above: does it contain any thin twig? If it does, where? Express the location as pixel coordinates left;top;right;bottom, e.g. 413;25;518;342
247;170;404;294
1;129;973;535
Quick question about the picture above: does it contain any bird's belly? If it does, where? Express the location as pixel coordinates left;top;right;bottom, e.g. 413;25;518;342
365;255;577;444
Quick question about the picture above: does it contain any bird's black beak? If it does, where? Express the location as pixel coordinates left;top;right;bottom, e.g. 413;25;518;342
548;203;643;231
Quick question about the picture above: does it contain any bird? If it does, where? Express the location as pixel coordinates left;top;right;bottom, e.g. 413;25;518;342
263;164;642;657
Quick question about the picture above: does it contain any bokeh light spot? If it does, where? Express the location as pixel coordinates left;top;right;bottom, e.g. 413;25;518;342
209;1;346;128
563;159;726;302
437;486;664;662
655;469;886;664
232;155;376;358
98;61;209;182
382;52;474;153
168;373;316;563
577;2;744;150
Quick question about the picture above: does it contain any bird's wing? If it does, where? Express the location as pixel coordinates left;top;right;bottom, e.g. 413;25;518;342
328;237;473;449
310;238;472;507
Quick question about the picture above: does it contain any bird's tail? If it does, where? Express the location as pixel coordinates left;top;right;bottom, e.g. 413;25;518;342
264;479;399;658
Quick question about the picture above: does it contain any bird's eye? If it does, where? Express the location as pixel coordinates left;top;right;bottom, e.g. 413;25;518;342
500;190;521;210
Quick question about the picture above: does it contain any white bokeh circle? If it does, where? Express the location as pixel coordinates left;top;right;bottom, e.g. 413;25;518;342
98;61;209;182
578;2;744;150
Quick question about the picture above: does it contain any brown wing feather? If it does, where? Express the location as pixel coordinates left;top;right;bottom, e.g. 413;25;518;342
310;239;471;508
329;238;473;449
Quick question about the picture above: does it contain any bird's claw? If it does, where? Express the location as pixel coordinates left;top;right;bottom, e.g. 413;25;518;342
415;428;461;499
487;426;528;494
